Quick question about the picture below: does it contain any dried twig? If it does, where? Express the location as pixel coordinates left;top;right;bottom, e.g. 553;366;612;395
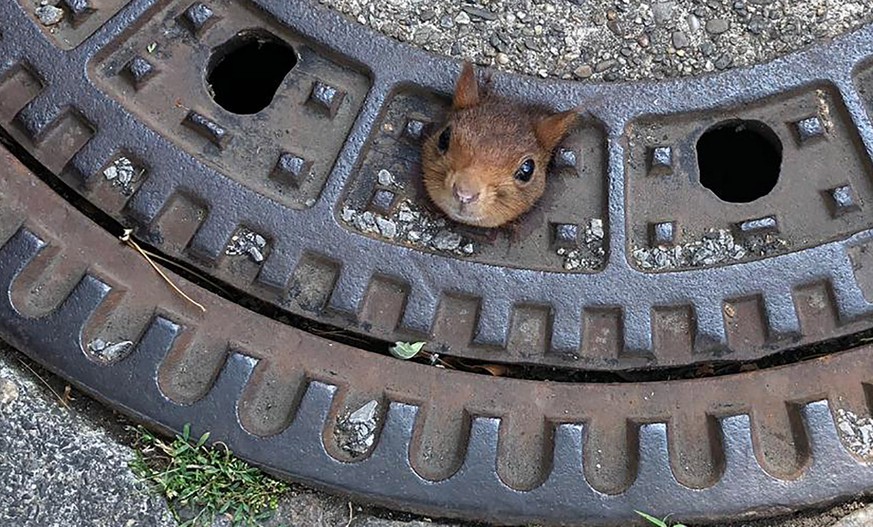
119;229;206;312
136;247;232;295
14;356;69;409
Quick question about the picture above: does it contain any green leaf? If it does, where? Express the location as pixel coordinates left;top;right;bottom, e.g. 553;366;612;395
635;511;668;527
196;432;210;448
389;341;426;360
181;423;191;441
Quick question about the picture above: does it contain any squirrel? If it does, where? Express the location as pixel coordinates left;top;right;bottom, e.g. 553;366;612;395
421;61;579;228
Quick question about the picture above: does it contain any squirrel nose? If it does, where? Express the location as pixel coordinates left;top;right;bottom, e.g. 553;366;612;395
452;183;480;204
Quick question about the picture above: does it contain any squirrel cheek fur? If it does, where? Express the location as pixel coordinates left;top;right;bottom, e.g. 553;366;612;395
421;61;579;228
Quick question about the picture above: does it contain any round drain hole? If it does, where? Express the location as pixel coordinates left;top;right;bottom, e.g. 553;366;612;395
697;119;782;203
207;30;297;115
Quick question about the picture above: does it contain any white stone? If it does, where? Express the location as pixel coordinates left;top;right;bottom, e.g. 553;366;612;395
377;169;395;186
36;5;64;25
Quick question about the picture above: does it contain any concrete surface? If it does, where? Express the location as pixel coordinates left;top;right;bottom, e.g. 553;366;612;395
320;0;873;82
831;506;873;527
0;341;177;527
1;336;872;527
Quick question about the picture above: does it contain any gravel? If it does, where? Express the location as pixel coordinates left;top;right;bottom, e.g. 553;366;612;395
225;227;268;263
319;0;873;82
831;506;873;527
633;228;789;271
335;400;380;457
835;408;873;460
102;156;142;196
341;199;478;257
556;218;605;271
86;338;135;364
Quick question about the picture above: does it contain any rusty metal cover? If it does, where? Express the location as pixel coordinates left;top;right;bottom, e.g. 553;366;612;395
4;0;873;523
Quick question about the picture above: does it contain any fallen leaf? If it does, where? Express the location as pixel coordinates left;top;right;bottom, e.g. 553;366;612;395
473;364;508;376
390;341;426;360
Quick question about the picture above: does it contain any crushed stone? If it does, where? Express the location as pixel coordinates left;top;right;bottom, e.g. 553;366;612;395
341;199;478;257
835;408;873;460
633;228;789;271
226;227;268;263
86;338;134;364
320;0;873;82
556;218;606;271
335;400;379;457
35;4;63;25
102;156;142;196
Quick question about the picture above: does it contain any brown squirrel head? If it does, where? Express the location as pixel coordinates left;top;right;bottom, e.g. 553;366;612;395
421;61;578;228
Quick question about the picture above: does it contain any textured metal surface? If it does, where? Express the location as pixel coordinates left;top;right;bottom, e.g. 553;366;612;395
4;148;873;525
4;0;873;372
6;0;873;519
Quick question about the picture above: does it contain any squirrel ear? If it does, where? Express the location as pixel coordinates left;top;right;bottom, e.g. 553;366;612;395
453;61;480;110
534;109;579;150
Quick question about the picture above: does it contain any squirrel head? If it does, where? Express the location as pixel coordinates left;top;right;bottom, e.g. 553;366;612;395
422;61;578;228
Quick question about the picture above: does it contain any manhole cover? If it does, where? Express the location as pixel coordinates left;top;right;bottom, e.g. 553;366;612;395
3;0;873;524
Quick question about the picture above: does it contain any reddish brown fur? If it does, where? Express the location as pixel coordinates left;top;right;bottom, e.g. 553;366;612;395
422;62;578;228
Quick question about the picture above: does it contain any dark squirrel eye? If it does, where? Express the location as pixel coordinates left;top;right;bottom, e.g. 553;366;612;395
514;158;535;183
437;126;452;154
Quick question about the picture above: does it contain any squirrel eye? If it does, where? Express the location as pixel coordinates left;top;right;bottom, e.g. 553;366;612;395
437;126;451;154
514;158;535;183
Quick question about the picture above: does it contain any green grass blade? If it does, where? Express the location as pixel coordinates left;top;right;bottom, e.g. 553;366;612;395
635;511;668;527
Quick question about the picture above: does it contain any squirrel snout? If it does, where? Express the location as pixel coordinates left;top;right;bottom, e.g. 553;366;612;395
452;183;480;204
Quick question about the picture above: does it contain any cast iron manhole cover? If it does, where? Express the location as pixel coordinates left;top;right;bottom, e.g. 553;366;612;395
4;0;873;524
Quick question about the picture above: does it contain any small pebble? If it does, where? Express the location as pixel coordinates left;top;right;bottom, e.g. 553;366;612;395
651;1;674;24
594;59;617;73
462;6;497;21
36;5;64;25
376;217;397;238
715;54;733;69
574;64;593;78
706;18;731;34
377;169;395;186
524;37;542;52
0;378;18;406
